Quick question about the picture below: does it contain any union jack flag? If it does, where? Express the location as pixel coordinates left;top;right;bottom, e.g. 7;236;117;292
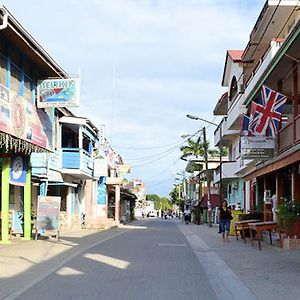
248;85;287;137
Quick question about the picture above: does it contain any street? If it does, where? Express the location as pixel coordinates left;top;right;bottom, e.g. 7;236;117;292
2;219;300;300
5;219;217;300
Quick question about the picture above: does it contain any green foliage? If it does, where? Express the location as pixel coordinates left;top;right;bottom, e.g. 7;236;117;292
278;198;300;230
180;138;208;159
169;186;184;211
146;194;171;211
160;197;172;211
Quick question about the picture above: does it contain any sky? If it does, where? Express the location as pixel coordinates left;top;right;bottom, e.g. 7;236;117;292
1;0;265;196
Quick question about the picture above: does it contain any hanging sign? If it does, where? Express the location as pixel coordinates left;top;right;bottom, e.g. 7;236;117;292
240;136;275;159
37;78;80;108
10;155;28;186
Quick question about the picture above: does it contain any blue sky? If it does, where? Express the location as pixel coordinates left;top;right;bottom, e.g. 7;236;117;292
2;0;265;196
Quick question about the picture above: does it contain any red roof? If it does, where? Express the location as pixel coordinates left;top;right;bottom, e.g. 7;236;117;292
227;50;244;61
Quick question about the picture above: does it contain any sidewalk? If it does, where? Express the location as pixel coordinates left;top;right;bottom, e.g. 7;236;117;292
0;226;125;300
178;221;300;300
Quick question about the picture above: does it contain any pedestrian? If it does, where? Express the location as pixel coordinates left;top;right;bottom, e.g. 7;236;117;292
218;200;232;242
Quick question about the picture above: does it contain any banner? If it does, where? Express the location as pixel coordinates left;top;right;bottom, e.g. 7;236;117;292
97;176;106;205
240;136;275;159
10;155;28;186
0;91;52;150
37;78;80;108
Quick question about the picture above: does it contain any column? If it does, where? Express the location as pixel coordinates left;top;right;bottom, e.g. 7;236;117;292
23;165;31;240
114;185;120;223
1;157;10;243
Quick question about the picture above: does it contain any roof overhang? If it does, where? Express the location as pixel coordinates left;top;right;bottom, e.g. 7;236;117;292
242;1;299;80
0;5;68;78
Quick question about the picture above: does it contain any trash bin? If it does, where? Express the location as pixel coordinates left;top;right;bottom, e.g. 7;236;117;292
229;210;242;236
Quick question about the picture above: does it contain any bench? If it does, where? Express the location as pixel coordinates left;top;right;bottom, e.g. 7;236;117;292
249;221;278;250
234;219;261;243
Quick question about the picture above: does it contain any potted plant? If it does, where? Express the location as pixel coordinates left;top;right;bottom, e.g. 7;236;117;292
278;197;300;238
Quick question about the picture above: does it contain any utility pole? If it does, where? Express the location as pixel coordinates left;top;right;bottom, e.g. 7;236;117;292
202;127;212;227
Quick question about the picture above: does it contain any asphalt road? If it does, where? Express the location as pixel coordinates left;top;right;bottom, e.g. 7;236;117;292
12;219;217;300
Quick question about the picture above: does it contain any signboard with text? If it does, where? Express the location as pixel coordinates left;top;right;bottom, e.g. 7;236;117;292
241;136;275;159
37;78;80;108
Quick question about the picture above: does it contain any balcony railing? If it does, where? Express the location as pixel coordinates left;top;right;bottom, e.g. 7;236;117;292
61;148;94;178
277;116;300;153
214;117;240;146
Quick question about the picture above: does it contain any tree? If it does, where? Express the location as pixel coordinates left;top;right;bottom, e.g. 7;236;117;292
180;138;208;159
169;185;184;211
160;197;172;211
146;194;161;210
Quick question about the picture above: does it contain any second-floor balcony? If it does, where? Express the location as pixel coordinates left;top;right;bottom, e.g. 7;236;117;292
214;117;240;147
277;116;300;153
213;161;238;184
61;148;94;179
31;148;94;180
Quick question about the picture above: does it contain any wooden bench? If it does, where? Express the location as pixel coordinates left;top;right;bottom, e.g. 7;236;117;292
249;221;278;250
234;219;261;243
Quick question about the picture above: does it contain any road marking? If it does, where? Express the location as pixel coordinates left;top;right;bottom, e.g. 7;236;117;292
178;224;257;300
158;243;186;247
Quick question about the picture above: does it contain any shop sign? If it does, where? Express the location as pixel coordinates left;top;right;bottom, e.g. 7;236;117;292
241;136;275;159
94;158;108;178
37;196;61;232
0;92;52;150
37;78;80;108
10;155;28;186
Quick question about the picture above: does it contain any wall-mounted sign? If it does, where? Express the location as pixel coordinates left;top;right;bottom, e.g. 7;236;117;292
241;136;275;159
0;92;52;150
10;155;28;186
37;78;80;108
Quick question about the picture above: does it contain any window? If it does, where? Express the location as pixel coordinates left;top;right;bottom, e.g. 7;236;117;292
0;55;6;86
10;64;20;94
229;76;238;102
23;75;32;102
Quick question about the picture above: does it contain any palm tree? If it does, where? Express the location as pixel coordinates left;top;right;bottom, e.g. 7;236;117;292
180;138;214;159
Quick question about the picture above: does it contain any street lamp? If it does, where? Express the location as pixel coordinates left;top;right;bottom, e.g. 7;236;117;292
186;114;223;228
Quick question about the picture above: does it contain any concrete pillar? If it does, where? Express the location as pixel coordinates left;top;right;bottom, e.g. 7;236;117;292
1;157;10;243
24;165;31;240
114;185;120;222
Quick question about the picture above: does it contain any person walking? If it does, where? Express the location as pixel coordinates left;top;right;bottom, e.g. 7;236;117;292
218;200;232;242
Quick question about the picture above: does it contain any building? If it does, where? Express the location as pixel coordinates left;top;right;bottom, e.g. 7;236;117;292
213;1;300;219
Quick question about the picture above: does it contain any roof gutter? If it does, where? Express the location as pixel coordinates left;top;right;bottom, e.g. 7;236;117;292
0;7;8;30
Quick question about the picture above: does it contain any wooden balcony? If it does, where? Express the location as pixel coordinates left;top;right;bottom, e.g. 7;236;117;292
61;148;94;179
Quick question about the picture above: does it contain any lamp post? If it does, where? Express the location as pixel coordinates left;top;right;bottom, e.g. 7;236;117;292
186;114;223;230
